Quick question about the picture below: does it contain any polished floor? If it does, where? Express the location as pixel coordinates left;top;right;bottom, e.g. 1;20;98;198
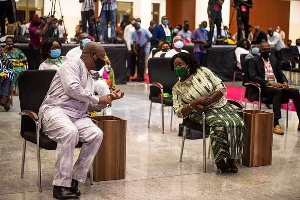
1;81;300;200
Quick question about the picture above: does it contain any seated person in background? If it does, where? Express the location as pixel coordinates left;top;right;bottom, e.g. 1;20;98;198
66;32;90;58
177;23;192;45
39;38;67;70
0;46;14;111
39;42;124;199
251;26;267;45
234;39;251;69
153;41;170;58
292;39;300;62
286;39;292;49
248;42;300;135
4;36;27;93
165;36;188;58
171;52;245;173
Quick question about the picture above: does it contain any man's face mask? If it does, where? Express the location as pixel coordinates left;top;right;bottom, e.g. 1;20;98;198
260;51;271;60
251;47;259;55
174;40;184;49
162;19;168;26
81;38;91;47
94;56;106;71
268;31;274;37
174;66;189;78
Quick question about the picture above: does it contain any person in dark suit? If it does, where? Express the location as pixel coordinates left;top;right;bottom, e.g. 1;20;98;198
152;16;172;47
248;41;300;135
292;39;300;62
251;26;267;45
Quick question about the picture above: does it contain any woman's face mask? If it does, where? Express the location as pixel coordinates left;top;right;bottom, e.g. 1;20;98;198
174;66;189;78
174;40;184;49
50;49;61;58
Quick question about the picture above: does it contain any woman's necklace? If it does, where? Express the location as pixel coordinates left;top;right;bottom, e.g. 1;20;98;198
48;57;62;68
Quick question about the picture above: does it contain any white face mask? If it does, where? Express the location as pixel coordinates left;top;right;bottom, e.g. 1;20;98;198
174;40;184;49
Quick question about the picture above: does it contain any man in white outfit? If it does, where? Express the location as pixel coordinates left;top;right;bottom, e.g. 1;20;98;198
267;27;285;62
66;32;112;114
39;42;124;199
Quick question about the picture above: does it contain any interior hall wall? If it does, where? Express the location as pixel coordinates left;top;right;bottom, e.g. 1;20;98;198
229;0;290;43
166;0;196;30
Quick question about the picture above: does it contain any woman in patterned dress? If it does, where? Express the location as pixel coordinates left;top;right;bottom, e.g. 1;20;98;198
171;52;245;173
4;36;27;93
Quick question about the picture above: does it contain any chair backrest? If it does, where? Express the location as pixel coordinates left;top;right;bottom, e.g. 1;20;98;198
281;48;295;67
240;54;252;84
18;70;57;136
148;57;178;98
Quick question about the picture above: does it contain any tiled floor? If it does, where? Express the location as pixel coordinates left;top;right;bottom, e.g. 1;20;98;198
0;82;300;200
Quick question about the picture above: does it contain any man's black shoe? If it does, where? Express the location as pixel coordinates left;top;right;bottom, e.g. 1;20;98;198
70;179;81;196
53;186;78;200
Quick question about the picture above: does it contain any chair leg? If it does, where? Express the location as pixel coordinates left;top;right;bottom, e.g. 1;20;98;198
37;147;42;192
202;112;206;173
161;104;164;134
21;140;26;178
232;71;236;85
90;167;94;185
170;107;173;131
148;102;152;128
179;126;187;162
286;103;289;127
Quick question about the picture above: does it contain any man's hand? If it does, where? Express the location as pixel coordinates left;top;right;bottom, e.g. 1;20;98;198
282;82;289;89
99;95;111;105
267;82;284;88
109;89;124;101
128;50;132;54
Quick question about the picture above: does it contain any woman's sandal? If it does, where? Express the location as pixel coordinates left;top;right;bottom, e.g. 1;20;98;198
216;160;231;173
228;159;238;173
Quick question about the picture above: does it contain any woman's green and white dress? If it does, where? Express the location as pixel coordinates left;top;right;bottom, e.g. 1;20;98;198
172;67;245;162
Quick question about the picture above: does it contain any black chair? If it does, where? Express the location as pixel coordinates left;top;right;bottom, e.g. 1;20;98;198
281;48;300;84
18;70;93;192
180;100;244;172
147;58;178;134
241;55;289;126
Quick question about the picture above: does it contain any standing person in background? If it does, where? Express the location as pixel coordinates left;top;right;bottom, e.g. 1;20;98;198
148;20;156;35
57;19;67;43
28;14;53;70
267;27;285;62
132;19;152;82
79;0;96;38
124;17;137;81
115;20;127;43
292;39;300;62
233;0;252;41
276;26;285;41
43;18;59;41
153;16;173;47
99;0;117;43
177;24;192;45
191;22;209;66
207;0;224;44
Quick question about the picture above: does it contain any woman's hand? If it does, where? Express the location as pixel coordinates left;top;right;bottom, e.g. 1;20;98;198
195;96;212;106
195;104;205;113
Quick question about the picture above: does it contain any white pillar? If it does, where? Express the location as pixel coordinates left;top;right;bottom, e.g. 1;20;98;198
289;1;300;44
44;0;82;42
133;0;151;29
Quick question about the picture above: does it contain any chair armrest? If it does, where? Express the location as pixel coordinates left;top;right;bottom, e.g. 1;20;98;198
244;81;261;88
227;99;245;109
20;110;39;122
150;82;163;90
